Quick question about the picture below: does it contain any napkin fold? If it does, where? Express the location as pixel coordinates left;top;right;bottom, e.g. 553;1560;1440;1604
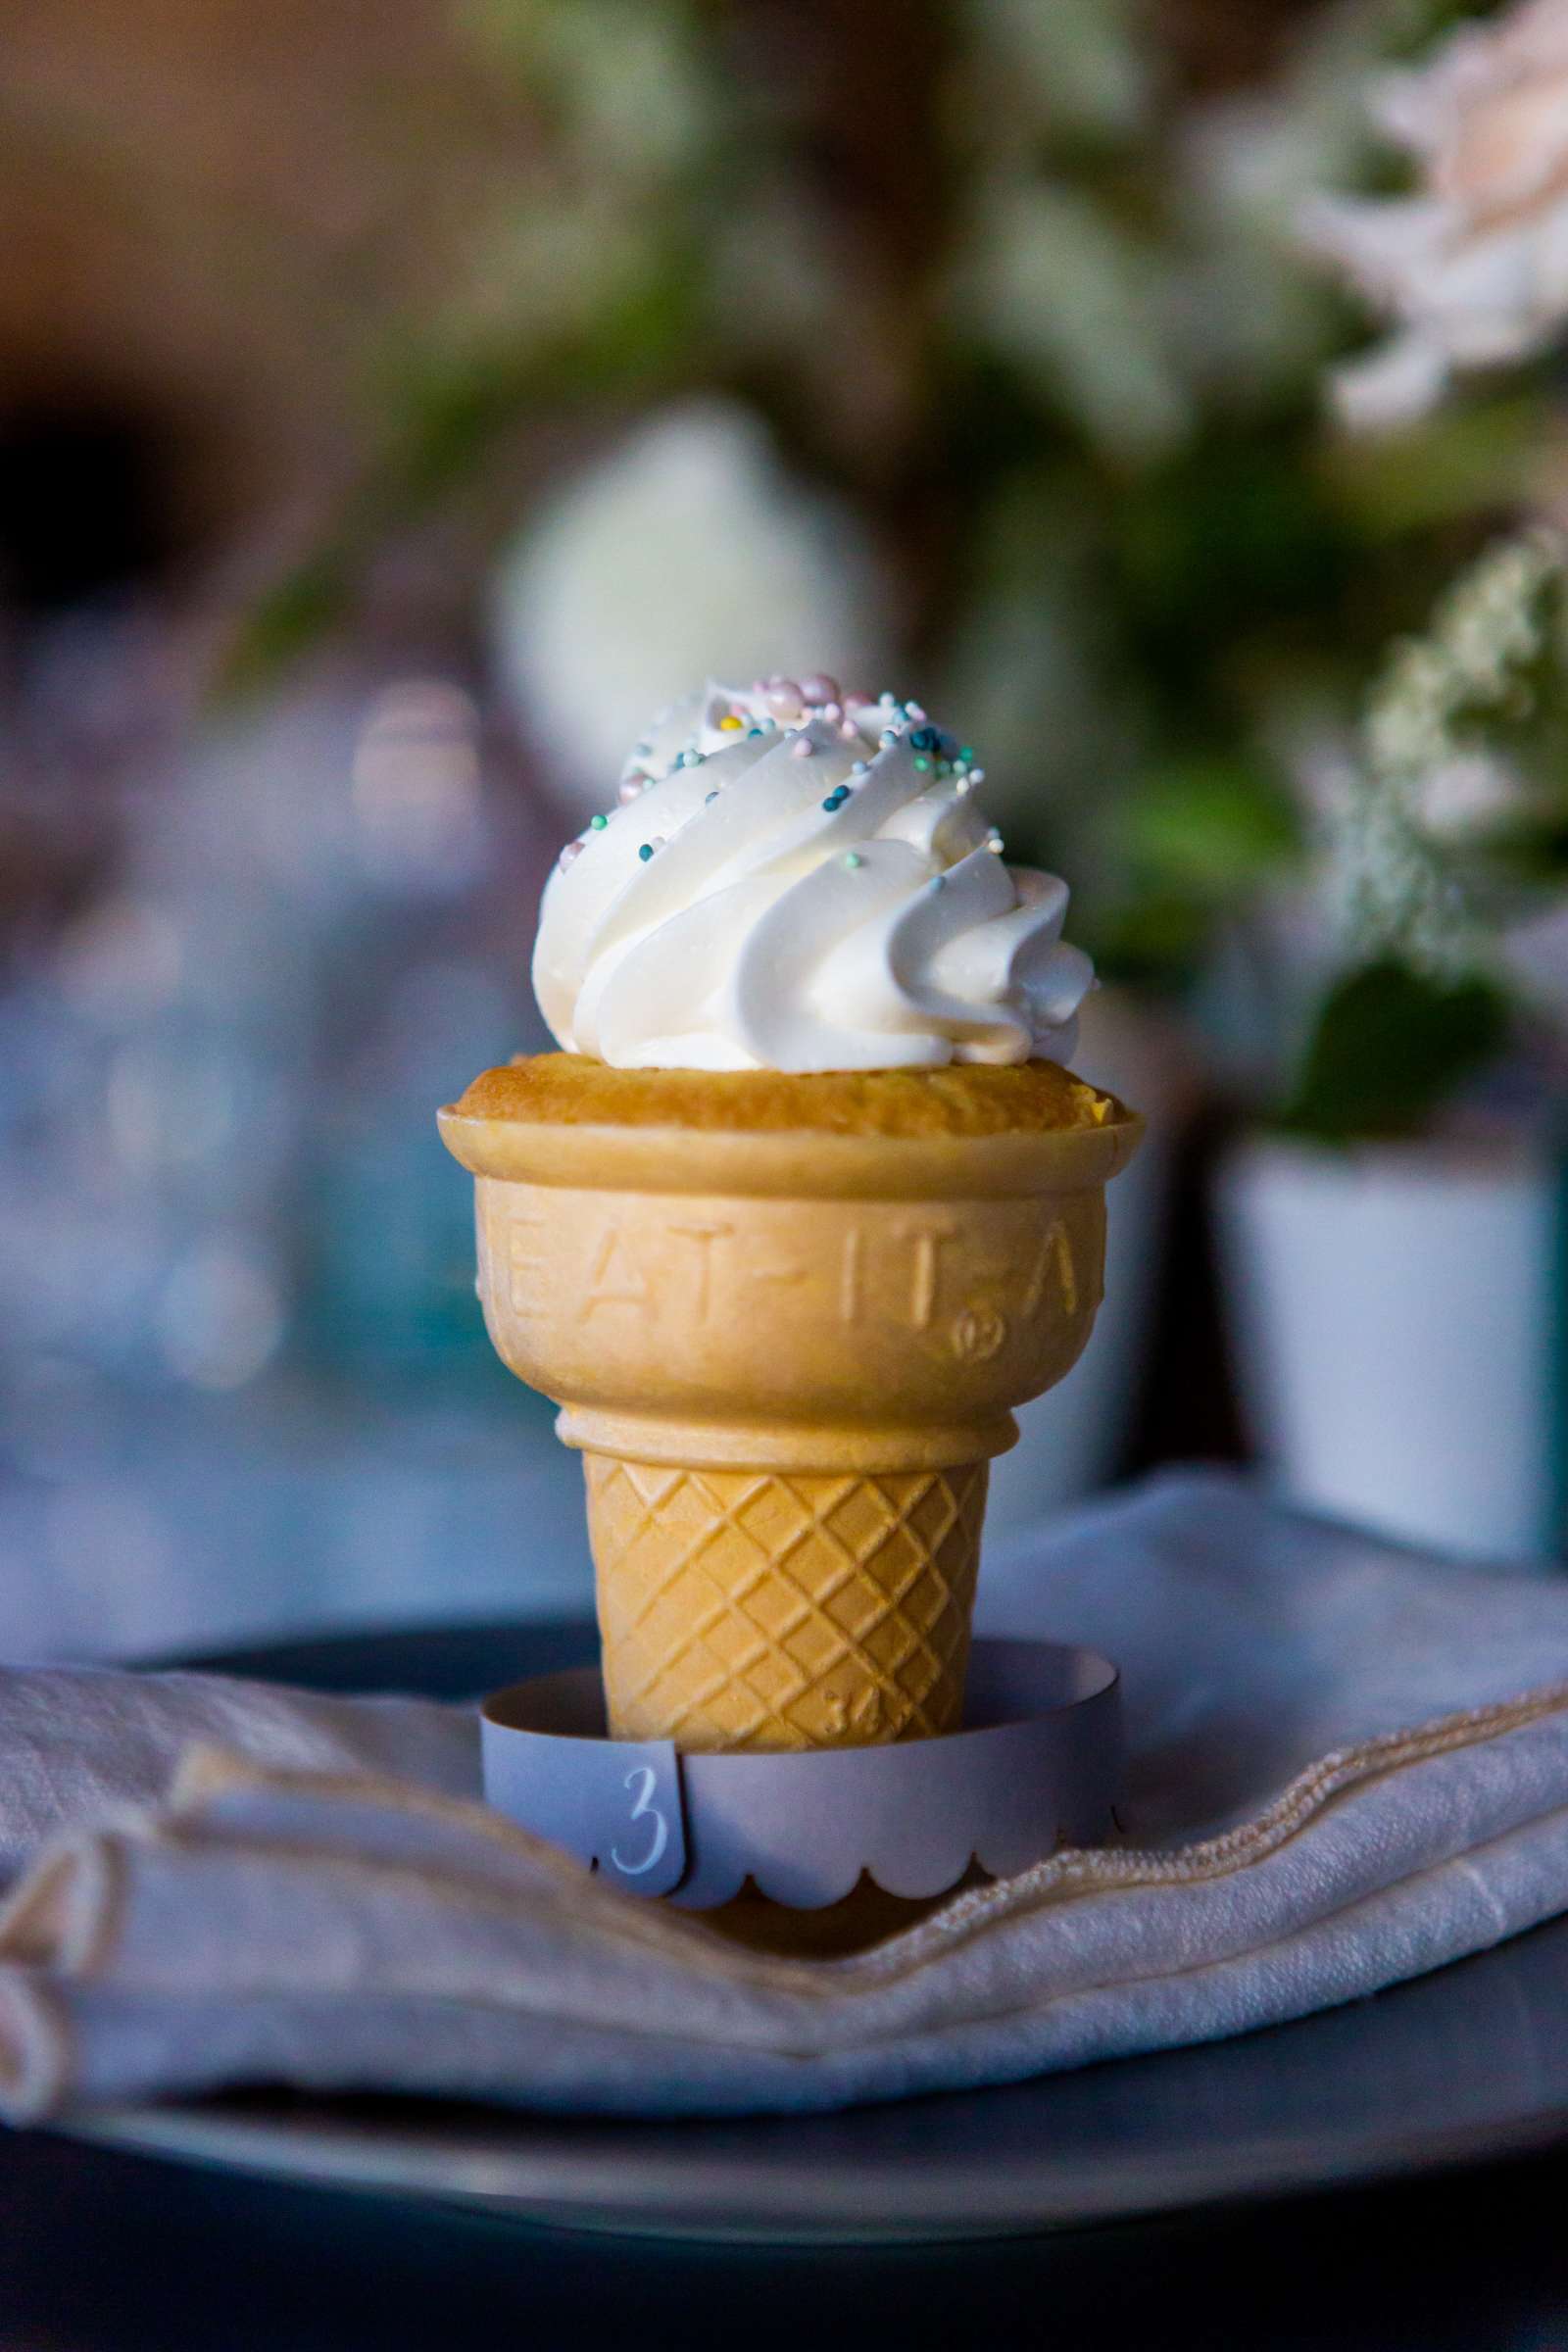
0;1662;481;1884
2;1469;1568;2123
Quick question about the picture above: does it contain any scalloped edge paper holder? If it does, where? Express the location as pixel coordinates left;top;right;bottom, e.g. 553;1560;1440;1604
480;1638;1121;1911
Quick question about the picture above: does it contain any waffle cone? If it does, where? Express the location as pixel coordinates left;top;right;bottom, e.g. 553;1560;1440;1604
439;1066;1141;1752
586;1453;987;1749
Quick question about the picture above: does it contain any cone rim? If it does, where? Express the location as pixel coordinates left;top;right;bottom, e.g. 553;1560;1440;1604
438;1102;1143;1199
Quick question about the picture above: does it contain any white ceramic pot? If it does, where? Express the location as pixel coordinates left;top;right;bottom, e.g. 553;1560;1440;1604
985;989;1189;1535
1214;1134;1560;1559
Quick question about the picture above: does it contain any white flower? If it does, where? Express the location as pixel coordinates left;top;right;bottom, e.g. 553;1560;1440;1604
1409;752;1518;839
1302;0;1568;428
490;402;892;814
1364;639;1453;778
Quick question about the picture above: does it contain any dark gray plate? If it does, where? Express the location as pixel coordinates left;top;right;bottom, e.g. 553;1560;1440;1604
63;1620;1568;2244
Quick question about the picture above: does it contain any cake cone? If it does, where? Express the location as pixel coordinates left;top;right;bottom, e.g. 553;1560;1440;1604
438;1091;1141;1752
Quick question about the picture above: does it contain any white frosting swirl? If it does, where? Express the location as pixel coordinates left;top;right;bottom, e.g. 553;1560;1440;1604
532;679;1093;1071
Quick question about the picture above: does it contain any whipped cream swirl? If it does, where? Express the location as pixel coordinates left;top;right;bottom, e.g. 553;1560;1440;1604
532;678;1093;1072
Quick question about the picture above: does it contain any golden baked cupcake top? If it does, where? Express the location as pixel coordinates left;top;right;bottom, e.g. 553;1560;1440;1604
454;1053;1118;1139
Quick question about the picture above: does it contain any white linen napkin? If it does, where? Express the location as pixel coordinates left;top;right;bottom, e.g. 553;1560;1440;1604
2;1468;1567;2122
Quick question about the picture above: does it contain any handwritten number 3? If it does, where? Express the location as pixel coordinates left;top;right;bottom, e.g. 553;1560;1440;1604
610;1765;669;1877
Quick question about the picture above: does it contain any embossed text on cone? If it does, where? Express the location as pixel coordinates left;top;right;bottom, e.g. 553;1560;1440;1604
439;1097;1142;1751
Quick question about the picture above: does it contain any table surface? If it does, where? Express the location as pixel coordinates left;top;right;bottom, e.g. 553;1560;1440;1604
3;1618;1567;2352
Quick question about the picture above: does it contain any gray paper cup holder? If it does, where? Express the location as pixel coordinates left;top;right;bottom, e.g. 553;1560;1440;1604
481;1638;1121;1910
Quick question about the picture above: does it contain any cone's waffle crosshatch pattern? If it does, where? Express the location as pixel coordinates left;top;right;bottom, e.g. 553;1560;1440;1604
586;1456;987;1751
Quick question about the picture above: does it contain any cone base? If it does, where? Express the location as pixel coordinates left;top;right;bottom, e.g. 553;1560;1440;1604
586;1454;988;1752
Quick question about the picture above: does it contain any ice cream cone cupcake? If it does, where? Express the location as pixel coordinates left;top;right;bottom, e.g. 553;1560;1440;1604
440;677;1142;1752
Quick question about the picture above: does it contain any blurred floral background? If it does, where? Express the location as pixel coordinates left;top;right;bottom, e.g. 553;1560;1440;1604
7;0;1568;1660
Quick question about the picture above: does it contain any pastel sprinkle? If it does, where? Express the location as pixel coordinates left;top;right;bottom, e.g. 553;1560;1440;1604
844;852;864;869
913;756;930;772
790;736;815;760
928;872;945;891
880;729;900;749
969;766;986;784
559;840;584;869
960;746;975;760
589;812;609;830
718;714;744;731
618;778;647;805
904;701;926;721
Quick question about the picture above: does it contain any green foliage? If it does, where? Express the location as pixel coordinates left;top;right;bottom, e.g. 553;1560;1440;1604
222;560;354;703
1105;424;1361;737
1325;388;1558;538
1280;958;1511;1143
1481;806;1568;890
958;185;1191;461
1089;757;1300;989
1115;429;1353;641
457;0;719;183
1113;756;1300;893
1087;890;1220;991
